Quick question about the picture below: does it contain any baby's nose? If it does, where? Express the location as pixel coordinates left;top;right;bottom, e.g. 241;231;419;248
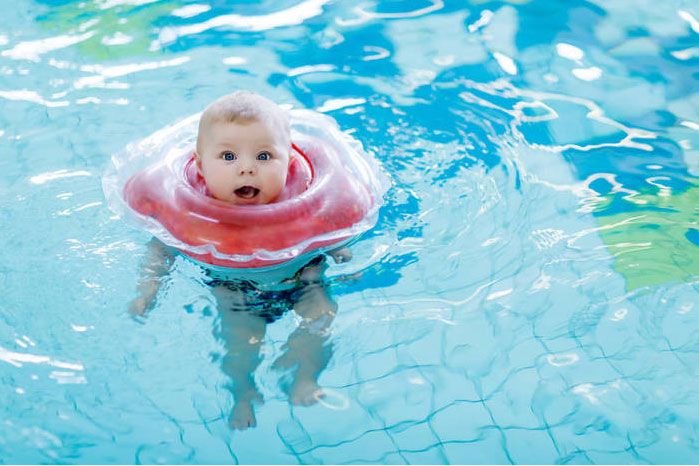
238;164;255;175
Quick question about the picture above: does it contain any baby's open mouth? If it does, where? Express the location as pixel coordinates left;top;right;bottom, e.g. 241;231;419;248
234;186;260;199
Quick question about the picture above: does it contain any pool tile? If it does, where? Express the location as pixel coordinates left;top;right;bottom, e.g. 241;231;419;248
301;429;400;464
441;427;511;464
389;420;445;457
502;427;560;464
481;366;543;429
402;445;450;465
429;400;493;443
355;368;435;426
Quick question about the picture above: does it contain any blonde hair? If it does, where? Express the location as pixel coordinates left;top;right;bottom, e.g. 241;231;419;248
196;91;290;153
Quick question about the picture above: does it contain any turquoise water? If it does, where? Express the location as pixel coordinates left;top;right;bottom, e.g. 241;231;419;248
1;0;697;463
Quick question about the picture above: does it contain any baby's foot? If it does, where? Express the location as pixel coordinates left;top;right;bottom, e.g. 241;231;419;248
229;400;257;430
128;296;151;317
228;391;263;430
289;378;324;406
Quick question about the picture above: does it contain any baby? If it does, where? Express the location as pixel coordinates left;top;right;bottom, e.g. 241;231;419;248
129;91;349;430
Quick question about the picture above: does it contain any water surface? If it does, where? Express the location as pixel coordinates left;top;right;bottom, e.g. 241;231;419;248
0;0;697;463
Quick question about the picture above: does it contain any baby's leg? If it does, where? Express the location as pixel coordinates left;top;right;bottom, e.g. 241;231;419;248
274;267;337;406
212;285;266;430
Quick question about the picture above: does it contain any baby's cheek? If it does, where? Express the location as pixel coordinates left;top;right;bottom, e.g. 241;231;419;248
274;166;288;185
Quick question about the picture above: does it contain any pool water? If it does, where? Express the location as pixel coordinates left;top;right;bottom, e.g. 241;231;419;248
1;0;697;463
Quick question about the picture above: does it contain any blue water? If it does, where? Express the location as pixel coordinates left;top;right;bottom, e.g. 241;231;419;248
1;0;697;463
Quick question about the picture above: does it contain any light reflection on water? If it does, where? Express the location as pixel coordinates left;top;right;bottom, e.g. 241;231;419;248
0;0;697;463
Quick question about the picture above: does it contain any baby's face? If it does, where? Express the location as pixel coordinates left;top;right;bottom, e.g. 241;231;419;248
195;119;290;205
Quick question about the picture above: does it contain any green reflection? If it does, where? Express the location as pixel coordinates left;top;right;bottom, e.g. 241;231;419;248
596;182;699;291
37;0;183;59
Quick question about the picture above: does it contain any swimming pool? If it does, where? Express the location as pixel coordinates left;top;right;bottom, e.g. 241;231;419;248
1;0;697;463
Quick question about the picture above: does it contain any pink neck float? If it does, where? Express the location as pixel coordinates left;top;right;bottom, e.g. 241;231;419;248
105;110;388;269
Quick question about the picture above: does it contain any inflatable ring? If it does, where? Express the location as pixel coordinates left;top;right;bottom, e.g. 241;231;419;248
103;109;389;270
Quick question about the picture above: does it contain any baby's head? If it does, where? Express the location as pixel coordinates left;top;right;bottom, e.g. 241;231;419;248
194;91;291;205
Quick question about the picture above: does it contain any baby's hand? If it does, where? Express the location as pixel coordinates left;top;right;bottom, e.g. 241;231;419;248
328;247;352;264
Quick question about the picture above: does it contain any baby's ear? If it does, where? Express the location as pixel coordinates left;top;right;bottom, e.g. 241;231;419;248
193;151;203;172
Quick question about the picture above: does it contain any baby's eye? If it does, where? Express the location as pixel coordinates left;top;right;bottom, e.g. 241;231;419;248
257;152;271;161
222;152;236;161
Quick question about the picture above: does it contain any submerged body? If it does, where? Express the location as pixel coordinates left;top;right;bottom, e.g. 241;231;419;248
131;237;343;429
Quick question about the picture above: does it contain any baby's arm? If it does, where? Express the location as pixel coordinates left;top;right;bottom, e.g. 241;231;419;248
128;238;175;317
327;246;352;264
